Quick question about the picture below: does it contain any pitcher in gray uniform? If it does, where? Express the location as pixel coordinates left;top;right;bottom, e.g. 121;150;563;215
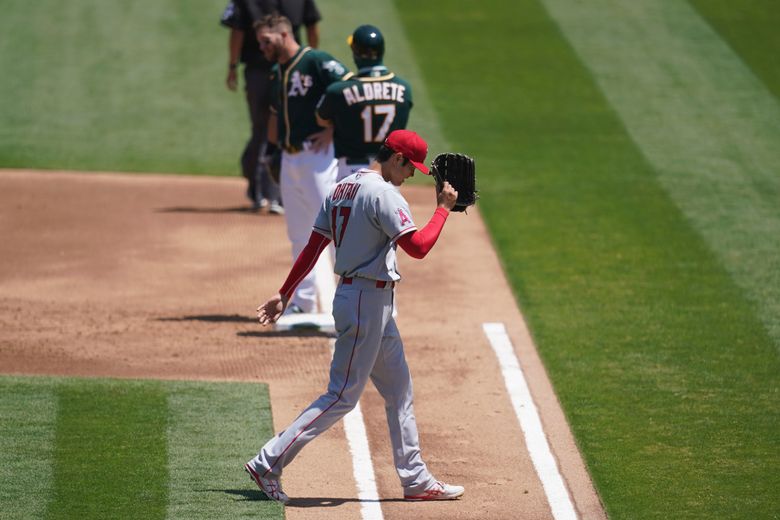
248;129;465;503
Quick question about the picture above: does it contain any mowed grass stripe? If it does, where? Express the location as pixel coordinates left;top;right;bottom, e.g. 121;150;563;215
46;379;169;519
396;0;779;517
0;0;447;177
689;0;780;100
0;376;282;520
0;0;244;175
0;379;57;520
166;381;280;519
540;0;780;346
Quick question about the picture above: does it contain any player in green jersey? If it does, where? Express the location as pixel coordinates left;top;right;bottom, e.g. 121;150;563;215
316;25;414;181
256;14;352;317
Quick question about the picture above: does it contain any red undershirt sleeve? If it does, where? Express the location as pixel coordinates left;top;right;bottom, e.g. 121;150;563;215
279;231;332;299
396;207;450;259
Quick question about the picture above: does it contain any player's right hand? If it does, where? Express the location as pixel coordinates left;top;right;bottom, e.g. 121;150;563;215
308;126;334;153
257;294;288;325
226;69;238;91
436;181;458;211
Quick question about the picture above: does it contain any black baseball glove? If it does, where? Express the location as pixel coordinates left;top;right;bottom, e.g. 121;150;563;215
430;153;478;212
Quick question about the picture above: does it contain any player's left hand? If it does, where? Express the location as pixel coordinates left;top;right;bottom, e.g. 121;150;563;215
257;294;288;325
308;126;334;153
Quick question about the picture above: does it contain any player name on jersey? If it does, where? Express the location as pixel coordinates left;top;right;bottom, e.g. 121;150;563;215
342;82;407;106
332;182;361;201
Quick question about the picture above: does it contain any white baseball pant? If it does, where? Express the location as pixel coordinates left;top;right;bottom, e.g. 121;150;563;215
279;142;338;313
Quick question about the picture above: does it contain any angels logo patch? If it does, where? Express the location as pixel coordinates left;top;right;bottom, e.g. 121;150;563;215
397;208;411;226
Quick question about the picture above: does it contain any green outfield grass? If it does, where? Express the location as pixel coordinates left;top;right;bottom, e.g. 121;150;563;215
690;0;780;99
3;0;779;518
0;0;245;175
395;0;779;518
0;376;282;520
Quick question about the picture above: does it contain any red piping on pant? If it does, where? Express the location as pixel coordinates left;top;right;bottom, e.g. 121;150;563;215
263;290;363;477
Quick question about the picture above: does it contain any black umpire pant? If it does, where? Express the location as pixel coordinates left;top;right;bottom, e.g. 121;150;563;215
242;66;280;206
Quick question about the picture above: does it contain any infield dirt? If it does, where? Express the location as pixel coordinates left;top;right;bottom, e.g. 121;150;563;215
0;169;604;520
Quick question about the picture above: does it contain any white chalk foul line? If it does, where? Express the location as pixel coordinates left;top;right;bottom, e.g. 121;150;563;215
483;323;578;520
343;401;383;520
330;340;384;520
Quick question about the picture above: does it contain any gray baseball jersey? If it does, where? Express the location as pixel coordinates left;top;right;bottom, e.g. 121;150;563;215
313;168;416;281
249;166;437;494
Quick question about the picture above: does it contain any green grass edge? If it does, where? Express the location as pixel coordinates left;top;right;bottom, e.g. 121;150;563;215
0;375;282;520
394;0;780;518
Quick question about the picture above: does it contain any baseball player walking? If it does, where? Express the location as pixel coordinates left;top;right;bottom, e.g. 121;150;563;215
255;14;352;314
247;129;465;503
317;25;414;182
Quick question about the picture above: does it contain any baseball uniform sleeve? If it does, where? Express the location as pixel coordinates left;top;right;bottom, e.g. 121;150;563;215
278;230;331;299
220;1;242;28
375;188;416;242
269;66;281;113
316;51;352;83
396;208;449;259
404;78;414;109
313;200;332;239
302;0;322;26
316;86;336;122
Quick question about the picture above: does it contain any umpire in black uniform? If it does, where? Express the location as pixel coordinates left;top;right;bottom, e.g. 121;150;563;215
221;0;322;213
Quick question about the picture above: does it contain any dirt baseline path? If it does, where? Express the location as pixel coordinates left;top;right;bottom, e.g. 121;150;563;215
0;169;605;520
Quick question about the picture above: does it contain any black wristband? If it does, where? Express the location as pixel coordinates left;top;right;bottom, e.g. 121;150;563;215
229;62;239;70
265;142;279;156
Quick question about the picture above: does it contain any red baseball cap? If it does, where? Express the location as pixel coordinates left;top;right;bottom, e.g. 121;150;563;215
384;130;430;174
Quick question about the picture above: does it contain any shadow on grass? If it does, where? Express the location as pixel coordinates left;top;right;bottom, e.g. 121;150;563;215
215;488;266;501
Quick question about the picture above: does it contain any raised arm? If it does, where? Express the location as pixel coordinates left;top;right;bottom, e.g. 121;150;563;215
397;181;457;259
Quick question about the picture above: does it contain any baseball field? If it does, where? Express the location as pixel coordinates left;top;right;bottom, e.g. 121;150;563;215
1;1;778;519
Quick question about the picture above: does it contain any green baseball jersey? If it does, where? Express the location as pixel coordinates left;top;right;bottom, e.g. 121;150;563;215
316;68;413;159
270;47;351;149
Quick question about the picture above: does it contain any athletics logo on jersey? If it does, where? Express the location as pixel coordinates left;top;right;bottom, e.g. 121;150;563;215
397;208;411;226
288;71;313;97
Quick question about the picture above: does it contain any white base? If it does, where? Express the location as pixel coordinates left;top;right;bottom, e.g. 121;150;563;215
274;312;336;333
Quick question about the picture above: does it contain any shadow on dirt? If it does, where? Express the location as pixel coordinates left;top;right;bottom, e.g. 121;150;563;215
155;314;333;337
237;330;334;339
155;206;258;214
157;314;256;323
